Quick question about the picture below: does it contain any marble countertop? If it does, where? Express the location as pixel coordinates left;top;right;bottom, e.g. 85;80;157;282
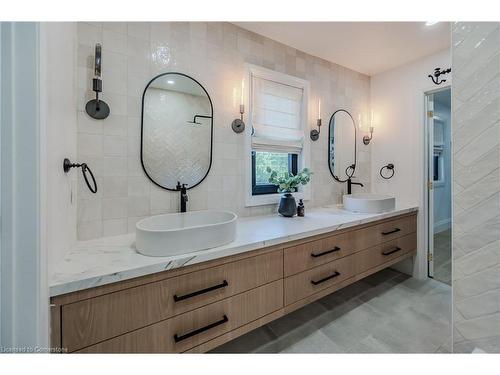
49;204;418;297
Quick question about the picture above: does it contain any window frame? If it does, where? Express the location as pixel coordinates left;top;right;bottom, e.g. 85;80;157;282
251;151;298;195
244;64;311;207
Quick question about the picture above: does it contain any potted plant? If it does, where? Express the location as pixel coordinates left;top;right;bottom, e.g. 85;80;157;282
266;166;312;217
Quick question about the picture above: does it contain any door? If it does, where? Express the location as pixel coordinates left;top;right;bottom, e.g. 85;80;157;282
425;87;452;284
425;93;435;278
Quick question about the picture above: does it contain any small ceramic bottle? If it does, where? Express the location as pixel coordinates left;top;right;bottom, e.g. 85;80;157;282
297;199;305;217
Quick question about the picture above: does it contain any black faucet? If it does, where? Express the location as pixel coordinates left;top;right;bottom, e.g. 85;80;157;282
347;177;364;194
176;182;188;213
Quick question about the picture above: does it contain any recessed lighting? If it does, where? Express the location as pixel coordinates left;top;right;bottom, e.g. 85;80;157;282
167;80;175;84
425;21;439;26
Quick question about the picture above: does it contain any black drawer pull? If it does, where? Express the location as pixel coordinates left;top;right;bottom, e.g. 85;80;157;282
311;271;340;285
382;247;402;256
381;228;401;235
173;315;228;343
173;280;229;302
311;246;341;258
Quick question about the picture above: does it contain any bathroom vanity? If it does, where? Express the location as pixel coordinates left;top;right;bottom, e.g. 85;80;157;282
49;207;417;353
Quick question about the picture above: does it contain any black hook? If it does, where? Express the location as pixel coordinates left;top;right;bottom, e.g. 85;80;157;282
428;67;451;85
63;158;98;194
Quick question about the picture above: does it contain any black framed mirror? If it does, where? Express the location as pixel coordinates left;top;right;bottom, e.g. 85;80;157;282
328;109;357;182
140;72;213;191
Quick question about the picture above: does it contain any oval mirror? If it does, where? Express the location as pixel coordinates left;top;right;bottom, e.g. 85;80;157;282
141;73;213;190
328;109;357;182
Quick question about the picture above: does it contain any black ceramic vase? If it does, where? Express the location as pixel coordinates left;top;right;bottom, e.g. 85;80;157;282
278;193;297;217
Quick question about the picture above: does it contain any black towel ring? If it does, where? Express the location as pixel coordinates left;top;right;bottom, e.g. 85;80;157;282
379;163;395;180
63;158;98;194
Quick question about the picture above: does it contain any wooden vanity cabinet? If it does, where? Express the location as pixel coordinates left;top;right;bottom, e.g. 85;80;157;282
50;212;417;353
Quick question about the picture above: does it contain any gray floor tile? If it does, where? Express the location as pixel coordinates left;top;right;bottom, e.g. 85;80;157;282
208;270;452;354
211;325;277;353
320;302;387;351
348;334;394;353
370;306;451;353
453;335;500;353
266;302;328;337
279;330;345;353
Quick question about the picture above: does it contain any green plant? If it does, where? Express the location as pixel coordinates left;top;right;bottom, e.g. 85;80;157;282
266;166;312;193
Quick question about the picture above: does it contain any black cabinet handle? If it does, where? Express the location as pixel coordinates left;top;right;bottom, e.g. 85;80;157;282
311;271;340;285
173;315;228;343
381;228;401;235
311;246;341;258
382;247;402;256
173;280;229;302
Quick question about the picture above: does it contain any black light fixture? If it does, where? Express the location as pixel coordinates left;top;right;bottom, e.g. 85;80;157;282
85;43;110;120
310;99;321;141
231;79;245;133
362;110;375;145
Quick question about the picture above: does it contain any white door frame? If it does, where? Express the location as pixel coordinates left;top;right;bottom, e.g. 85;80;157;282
0;22;48;350
423;85;451;280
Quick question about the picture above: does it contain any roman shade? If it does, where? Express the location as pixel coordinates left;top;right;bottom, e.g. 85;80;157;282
251;75;304;154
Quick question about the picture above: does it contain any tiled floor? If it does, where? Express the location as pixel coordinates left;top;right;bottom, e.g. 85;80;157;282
433;229;451;285
211;269;452;353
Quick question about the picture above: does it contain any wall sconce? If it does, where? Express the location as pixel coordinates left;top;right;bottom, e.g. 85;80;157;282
310;99;321;141
85;44;110;120
362;110;375;145
231;79;245;133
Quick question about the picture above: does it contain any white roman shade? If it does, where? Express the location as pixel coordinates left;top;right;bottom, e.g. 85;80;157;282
251;75;304;154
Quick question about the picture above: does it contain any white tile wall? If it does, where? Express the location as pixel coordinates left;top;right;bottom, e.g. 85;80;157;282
452;22;500;353
76;22;371;240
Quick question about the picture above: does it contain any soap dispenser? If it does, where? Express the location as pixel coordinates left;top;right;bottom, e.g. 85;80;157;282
297;199;305;217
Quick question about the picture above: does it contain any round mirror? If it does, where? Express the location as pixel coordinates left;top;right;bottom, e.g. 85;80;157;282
328;109;357;182
141;73;213;190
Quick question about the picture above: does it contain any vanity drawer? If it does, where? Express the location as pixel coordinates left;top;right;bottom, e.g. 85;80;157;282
77;280;283;353
355;232;417;274
284;255;355;306
375;214;417;243
61;250;283;352
283;213;416;276
284;231;358;276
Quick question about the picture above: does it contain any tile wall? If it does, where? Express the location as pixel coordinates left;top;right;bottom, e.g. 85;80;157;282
452;22;500;353
76;22;371;240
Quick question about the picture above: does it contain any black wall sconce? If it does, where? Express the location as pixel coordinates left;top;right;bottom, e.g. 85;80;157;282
363;127;374;145
428;67;451;85
85;44;110;120
231;79;245;133
310;99;321;141
362;110;375;145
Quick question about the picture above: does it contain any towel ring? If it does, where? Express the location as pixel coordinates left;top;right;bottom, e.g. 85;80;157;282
379;163;395;180
63;158;98;194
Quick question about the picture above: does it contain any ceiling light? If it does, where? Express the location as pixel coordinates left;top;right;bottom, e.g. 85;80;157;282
425;21;439;26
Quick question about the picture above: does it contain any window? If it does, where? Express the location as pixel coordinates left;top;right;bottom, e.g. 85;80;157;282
245;65;309;206
252;151;298;195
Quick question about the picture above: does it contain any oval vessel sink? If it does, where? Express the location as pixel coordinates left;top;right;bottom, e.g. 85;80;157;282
343;193;395;214
136;210;237;257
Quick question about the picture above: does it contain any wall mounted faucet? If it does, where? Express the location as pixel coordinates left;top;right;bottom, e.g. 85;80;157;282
176;182;188;213
347;177;364;194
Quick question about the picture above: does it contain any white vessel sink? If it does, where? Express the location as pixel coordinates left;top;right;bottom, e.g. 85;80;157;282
135;210;237;257
343;193;395;214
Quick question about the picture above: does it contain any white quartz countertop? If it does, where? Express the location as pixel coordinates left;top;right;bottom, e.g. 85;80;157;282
49;205;418;297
